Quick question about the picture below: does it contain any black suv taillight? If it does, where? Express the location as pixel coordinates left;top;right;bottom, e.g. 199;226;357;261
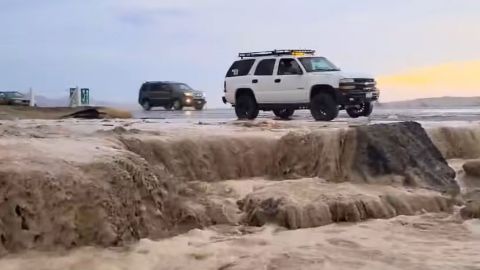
224;81;226;93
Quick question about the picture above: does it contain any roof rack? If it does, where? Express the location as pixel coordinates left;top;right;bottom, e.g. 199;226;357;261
238;49;315;58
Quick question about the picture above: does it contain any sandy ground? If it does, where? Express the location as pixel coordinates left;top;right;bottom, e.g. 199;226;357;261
134;107;480;122
0;106;133;120
1;115;478;138
0;118;479;269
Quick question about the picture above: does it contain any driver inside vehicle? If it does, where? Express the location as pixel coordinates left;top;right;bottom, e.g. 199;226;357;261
279;59;302;75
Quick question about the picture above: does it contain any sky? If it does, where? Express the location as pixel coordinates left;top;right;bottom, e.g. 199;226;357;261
0;0;479;106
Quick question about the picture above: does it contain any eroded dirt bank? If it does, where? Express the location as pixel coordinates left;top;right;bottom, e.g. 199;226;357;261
0;120;479;262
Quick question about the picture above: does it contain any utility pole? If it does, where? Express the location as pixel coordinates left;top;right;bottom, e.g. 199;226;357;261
29;87;35;107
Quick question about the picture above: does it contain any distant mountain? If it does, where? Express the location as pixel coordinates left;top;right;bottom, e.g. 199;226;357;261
378;96;480;109
35;95;69;107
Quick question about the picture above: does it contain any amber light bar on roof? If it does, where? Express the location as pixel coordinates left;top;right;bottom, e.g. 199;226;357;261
238;49;315;58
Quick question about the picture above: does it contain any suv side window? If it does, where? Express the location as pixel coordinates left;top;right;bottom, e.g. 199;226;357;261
150;83;163;92
278;58;303;75
226;59;255;77
254;59;276;76
160;84;171;93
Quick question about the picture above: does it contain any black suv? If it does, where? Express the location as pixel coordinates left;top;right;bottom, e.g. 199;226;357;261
138;81;206;111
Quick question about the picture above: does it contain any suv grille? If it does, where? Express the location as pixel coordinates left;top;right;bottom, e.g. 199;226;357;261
339;78;376;92
354;78;375;83
351;78;376;91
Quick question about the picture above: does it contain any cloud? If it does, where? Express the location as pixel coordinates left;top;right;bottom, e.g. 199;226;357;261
118;7;189;26
115;0;221;9
1;0;480;106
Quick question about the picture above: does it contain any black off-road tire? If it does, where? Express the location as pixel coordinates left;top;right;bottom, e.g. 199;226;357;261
173;99;183;110
235;94;259;120
310;93;339;121
364;102;374;116
194;104;204;111
273;108;295;120
346;102;373;118
142;99;152;111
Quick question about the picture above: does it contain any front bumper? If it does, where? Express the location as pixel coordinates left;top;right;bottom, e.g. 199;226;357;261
338;90;379;105
338;78;379;105
183;97;206;107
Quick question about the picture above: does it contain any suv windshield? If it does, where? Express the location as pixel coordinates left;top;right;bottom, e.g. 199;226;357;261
171;83;193;91
2;92;24;98
298;57;340;72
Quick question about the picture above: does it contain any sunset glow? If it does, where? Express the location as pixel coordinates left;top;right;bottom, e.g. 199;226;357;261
378;61;480;101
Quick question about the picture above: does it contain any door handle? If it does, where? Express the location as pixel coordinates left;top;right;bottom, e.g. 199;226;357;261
274;79;281;83
252;79;258;83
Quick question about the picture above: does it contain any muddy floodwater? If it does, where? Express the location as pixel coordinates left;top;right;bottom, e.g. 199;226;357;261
1;214;479;270
0;115;479;269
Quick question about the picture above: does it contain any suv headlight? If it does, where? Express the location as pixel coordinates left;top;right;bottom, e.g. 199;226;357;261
184;92;193;97
339;78;355;90
340;78;355;84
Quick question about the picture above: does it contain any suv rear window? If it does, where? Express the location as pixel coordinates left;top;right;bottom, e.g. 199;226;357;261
226;59;255;77
254;59;276;76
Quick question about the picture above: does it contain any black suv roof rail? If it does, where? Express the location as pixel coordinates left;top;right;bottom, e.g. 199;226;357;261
238;49;315;58
144;81;181;84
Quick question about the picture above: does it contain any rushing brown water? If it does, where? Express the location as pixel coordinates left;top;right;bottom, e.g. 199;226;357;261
0;119;479;269
1;213;479;270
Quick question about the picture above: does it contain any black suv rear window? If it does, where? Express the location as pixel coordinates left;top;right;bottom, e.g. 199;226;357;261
254;59;276;76
226;59;255;77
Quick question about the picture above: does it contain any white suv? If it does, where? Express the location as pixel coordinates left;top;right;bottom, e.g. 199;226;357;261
222;50;379;121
